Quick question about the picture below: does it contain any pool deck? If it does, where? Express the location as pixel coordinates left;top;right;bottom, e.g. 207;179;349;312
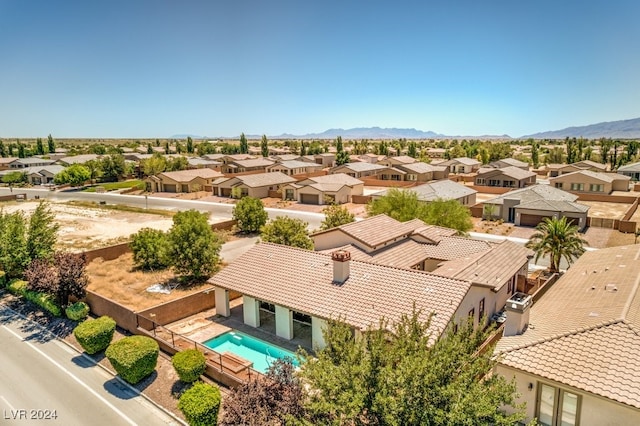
164;297;314;357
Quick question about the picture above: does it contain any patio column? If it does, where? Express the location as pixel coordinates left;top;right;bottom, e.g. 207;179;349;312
275;305;294;340
214;287;230;317
243;296;260;328
311;316;327;350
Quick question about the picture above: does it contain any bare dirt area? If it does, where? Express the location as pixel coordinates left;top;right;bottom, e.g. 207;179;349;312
471;217;516;236
2;201;174;251
580;201;630;219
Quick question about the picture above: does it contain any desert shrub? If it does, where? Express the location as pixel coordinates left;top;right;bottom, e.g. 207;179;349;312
73;316;116;354
178;381;221;426
105;335;159;384
65;301;90;321
7;279;27;296
23;289;62;316
172;349;206;383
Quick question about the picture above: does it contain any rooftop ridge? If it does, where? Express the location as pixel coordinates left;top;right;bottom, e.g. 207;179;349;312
621;248;640;320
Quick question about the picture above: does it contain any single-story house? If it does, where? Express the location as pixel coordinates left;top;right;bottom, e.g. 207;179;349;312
546;160;607;177
7;157;56;169
145;168;223;193
25;165;65;185
475;166;537;188
494;245;640;426
266;160;324;176
329;162;392;178
57;154;101;166
201;153;255;164
213;171;296;198
617;161;640;181
482;184;590;230
395;162;449;181
489;158;530;170
0;157;19;171
371;179;477;206
224;158;275;174
439;157;481;174
549;170;631;194
187;158;222;170
426;148;446;159
377;155;417;167
281;173;363;205
123;153;153;162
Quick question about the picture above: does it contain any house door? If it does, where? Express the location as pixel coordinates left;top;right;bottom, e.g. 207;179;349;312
508;208;515;222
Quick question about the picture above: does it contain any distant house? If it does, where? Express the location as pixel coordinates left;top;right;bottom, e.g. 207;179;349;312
495;245;640;426
546;160;607;177
439;157;481;174
475;166;537;188
377;155;417;167
213;172;296;198
145;168;223;193
187;158;222;170
617;161;640;181
425;147;446;159
281;173;363;205
330;162;395;179
371;179;477;206
0;157;19;171
489;157;530;170
24;165;65;185
549;170;631;194
7;158;56;169
225;158;275;174
482;184;590;230
57;154;101;166
266;160;324;176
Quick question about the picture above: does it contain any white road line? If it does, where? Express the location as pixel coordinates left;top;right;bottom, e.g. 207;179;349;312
1;325;137;426
1;395;16;411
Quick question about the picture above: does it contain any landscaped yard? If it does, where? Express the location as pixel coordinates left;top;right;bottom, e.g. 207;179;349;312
82;179;145;192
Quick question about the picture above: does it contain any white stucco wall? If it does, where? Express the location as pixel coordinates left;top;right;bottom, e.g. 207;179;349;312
311;316;327;350
243;295;260;328
275;305;294;340
214;287;230;317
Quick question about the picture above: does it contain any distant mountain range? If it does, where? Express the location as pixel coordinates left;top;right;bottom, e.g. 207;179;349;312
522;117;640;139
171;117;640;140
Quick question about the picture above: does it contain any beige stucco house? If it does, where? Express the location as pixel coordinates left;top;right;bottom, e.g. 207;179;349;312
617;161;640;181
494;245;640;426
475;166;537;188
440;157;481;174
549;170;631;194
145;168;223;193
371;179;477;206
281;173;363;205
213;171;296;198
489;158;530;170
266;160;324;176
224;158;275;174
57;154;101;166
329;162;392;178
546;160;607;177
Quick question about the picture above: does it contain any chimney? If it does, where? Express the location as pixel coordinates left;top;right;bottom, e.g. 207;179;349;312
332;250;351;284
503;292;533;337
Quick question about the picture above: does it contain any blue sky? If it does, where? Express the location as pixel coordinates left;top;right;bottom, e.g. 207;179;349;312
1;0;639;138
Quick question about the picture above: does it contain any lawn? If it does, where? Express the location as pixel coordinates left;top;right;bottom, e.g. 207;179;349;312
83;179;144;192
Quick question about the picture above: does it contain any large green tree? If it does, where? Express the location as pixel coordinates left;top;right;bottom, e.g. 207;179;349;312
186;136;194;154
130;228;171;270
0;211;30;278
320;204;355;230
335;136;350;166
422;198;473;233
54;164;91;186
47;134;55;153
168;210;222;280
299;310;526;425
260;216;313;249
27;201;59;262
2;171;27;185
142;154;167;176
99;154;126;182
239;133;249;154
525;216;587;273
261;134;269;157
232;196;268;233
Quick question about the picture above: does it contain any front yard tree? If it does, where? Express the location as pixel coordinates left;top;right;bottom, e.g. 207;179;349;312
260;216;313;250
367;188;426;222
47;134;55;153
232;196;268;233
99;154;126;182
525;216;587;273
143;154;167;177
168;210;222;281
422;198;473;234
0;211;30;278
1;171;27;185
54;164;91;186
320;204;355;230
261;134;269;157
55;252;89;308
27;201;59;261
186;136;194;154
85;159;102;185
299;310;526;425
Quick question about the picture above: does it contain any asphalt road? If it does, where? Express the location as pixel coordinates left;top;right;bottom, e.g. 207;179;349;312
0;305;182;426
0;187;325;230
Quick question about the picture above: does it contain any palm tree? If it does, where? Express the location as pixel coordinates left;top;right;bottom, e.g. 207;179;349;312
525;216;587;273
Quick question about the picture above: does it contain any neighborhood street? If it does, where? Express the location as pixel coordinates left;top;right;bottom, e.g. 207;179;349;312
0;305;182;426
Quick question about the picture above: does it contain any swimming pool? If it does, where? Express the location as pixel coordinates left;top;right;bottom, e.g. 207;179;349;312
203;331;299;374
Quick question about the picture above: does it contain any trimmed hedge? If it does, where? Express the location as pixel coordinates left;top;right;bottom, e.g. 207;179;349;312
73;316;116;354
178;381;221;426
7;279;27;296
105;335;159;384
172;349;207;383
65;301;90;321
24;290;62;317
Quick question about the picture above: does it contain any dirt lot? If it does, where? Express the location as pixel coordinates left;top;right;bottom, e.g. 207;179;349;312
2;201;174;251
580;201;631;219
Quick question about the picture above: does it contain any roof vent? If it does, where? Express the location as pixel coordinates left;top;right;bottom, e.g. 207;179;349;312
605;284;618;292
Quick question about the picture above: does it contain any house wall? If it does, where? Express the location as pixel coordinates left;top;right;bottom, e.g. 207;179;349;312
246;185;271;199
312;230;362;252
495;365;640;426
551;175;613;194
611;179;630;191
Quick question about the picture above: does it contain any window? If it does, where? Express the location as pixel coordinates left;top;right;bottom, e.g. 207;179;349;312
589;184;604;192
407;174;417;181
468;308;475;321
489;179;501;187
537;383;581;426
555;182;563;189
570;183;584;191
479;298;485;321
476;178;485;185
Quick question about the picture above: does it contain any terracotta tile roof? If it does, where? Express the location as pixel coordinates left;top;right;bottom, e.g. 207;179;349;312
209;243;472;336
553;169;631;183
232;158;276;168
477;166;536;180
319;240;430;270
433;240;532;289
333;162;389;172
490;158;529;168
396;162;443;174
305;173;363;186
422;236;494;262
441;157;481;166
484;184;579;206
159;168;223;182
271;160;323;170
233;172;297;188
313;214;425;249
496;244;640;408
387;155;417;164
411;225;458;243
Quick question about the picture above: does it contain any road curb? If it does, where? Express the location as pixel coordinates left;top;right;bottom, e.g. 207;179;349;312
0;301;187;426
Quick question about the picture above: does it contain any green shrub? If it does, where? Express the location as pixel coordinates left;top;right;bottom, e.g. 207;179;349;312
172;349;206;383
0;271;6;287
73;316;116;354
23;290;62;317
178;381;221;426
7;279;27;296
105;335;159;384
65;301;90;321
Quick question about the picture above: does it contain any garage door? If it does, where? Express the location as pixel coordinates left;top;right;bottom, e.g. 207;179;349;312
562;216;580;227
220;188;232;197
300;193;320;204
519;214;549;227
163;184;177;193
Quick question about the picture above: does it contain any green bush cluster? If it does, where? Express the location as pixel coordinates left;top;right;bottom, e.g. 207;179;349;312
105;335;159;384
7;279;61;317
73;316;116;354
0;270;6;287
172;349;207;383
65;301;90;321
178;381;221;426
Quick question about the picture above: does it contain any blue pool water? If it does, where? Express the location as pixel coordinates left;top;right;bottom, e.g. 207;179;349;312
203;331;299;374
